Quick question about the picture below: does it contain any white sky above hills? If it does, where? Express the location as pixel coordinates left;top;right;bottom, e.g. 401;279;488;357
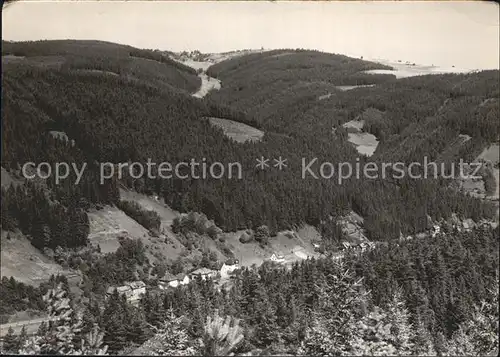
2;1;499;70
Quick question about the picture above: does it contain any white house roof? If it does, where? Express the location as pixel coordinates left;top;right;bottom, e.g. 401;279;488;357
117;286;131;293
107;281;145;295
128;281;146;289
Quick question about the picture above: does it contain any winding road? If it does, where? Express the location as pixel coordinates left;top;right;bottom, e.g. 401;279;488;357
192;73;221;98
0;316;60;337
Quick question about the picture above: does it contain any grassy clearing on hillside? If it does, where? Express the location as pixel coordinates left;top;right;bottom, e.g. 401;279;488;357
117;190;228;265
0;231;72;286
87;206;151;254
346;132;380;156
454;143;499;222
87;202;187;266
208;117;264;143
342;119;379;156
336;84;375;91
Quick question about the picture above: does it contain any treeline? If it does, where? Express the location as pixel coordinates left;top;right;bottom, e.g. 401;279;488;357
116;200;161;233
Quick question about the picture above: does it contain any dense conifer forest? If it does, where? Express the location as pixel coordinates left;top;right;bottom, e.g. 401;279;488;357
1;40;498;356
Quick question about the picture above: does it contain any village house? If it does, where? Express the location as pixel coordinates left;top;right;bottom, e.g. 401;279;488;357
342;241;374;252
106;280;146;305
220;258;239;279
158;272;190;290
189;267;218;281
269;253;286;263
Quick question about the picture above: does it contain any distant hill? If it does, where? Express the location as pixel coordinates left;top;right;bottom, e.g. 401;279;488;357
2;39;201;94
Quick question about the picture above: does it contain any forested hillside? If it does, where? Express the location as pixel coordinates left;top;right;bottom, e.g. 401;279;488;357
2;42;498;254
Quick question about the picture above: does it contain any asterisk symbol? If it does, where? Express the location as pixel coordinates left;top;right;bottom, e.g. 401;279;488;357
255;156;270;170
274;156;288;170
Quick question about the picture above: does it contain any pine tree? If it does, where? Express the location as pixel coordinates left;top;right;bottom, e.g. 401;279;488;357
37;321;48;336
297;318;337;356
126;309;150;346
433;330;449;357
101;292;128;354
2;327;19;354
386;288;415;355
202;310;244;356
252;294;279;347
79;323;109;355
18;325;28;352
411;317;437;356
444;326;475;356
189;305;205;338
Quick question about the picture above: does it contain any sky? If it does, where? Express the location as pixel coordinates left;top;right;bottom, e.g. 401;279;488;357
2;1;499;70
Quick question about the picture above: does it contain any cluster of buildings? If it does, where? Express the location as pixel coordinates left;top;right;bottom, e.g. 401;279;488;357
341;241;375;252
158;259;240;289
269;253;286;263
158;267;214;290
106;260;240;304
106;281;147;306
266;248;314;265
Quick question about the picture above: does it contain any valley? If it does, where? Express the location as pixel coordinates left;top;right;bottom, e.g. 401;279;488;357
1;40;498;356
